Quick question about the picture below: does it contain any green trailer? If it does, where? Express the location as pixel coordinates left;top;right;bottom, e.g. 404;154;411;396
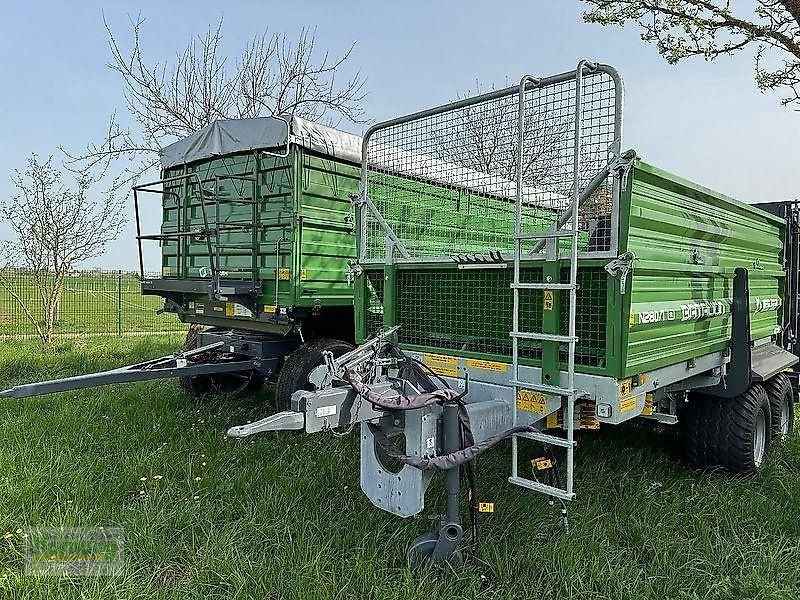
0;61;796;569
0;118;371;407
229;61;799;567
133;116;365;404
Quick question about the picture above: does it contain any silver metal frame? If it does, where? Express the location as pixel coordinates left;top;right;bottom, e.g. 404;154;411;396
358;63;625;266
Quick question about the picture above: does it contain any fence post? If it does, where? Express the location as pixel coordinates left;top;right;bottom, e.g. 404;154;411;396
117;270;123;337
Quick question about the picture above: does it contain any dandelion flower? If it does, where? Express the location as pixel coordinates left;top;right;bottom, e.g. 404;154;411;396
193;495;199;500
194;476;201;482
201;462;207;467
2;533;12;540
153;475;163;481
15;529;22;535
139;490;146;496
139;477;147;482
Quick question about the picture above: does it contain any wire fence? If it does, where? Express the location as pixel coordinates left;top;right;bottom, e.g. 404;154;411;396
0;269;188;339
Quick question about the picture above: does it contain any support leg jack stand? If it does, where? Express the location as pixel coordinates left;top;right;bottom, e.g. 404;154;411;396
406;402;465;570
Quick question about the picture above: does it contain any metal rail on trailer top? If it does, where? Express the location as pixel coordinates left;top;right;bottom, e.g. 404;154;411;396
133;170;262;306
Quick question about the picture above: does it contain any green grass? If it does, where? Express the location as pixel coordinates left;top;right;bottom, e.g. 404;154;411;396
0;337;799;599
0;273;187;337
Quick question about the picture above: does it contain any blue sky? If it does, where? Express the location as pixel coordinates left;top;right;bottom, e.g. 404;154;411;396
1;0;798;270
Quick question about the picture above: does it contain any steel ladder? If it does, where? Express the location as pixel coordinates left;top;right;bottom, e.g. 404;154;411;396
508;67;588;502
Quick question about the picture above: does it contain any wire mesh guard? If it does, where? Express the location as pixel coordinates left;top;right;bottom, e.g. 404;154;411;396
362;67;619;261
364;268;607;367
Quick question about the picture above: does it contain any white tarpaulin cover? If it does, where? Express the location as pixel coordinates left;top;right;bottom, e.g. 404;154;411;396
159;115;362;168
160;115;565;207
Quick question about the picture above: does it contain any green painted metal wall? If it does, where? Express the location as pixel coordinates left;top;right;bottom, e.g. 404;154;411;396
621;161;784;376
357;157;785;382
160;147;359;312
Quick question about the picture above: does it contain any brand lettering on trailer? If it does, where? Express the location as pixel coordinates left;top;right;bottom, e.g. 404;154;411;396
631;296;781;327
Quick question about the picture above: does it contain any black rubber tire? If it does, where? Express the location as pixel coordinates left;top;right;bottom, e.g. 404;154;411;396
682;384;772;475
179;325;264;398
274;338;354;411
763;372;795;442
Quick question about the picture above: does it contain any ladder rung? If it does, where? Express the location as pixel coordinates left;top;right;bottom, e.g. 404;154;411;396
514;430;576;449
515;230;578;240
216;244;256;250
217;223;256;231
510;380;577;397
508;476;575;501
510;332;577;343
511;282;575;290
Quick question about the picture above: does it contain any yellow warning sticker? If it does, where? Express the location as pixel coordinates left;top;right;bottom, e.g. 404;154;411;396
466;359;508;373
618;379;633;397
642;393;655;416
423;353;458;366
477;502;494;513
516;389;548;413
629;311;636;327
263;305;277;314
620;396;638;412
278;268;290;281
162;266;171;276
546;411;562;429
225;302;235;317
543;290;554;311
300;268;308;281
532;457;554;470
428;364;458;378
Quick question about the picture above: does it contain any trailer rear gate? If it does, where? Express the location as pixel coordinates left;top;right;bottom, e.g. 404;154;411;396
159;147;359;315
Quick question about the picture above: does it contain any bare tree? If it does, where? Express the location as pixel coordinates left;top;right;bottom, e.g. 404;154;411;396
432;84;572;189
65;15;367;187
582;0;800;108
432;83;609;203
0;155;126;343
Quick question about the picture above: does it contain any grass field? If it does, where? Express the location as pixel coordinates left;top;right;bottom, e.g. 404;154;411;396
0;272;187;337
0;336;799;599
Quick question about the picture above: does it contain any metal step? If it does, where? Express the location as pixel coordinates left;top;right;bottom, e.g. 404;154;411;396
511;282;576;290
216;223;256;231
215;243;256;250
218;267;260;274
510;331;578;343
216;198;258;205
515;230;578;240
514;430;576;449
509;379;577;397
508;476;575;501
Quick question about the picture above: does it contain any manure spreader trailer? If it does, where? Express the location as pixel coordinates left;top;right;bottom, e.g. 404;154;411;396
1;61;798;568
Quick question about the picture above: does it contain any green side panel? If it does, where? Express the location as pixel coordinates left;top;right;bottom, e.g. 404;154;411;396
160;148;359;312
295;151;359;307
623;161;784;376
364;174;580;258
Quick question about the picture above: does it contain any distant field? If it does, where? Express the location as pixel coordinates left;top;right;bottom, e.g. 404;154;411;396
0;272;187;337
0;337;798;599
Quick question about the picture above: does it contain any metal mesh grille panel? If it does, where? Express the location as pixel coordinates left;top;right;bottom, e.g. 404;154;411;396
362;68;619;261
364;267;607;368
